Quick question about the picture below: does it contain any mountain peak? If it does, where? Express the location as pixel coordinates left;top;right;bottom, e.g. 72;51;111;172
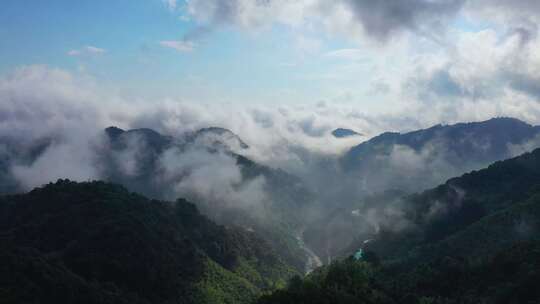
332;128;362;138
197;126;234;135
341;117;540;193
483;116;532;126
189;126;249;149
104;126;125;138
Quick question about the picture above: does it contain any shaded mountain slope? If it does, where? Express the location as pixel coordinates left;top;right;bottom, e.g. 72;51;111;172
337;147;540;264
341;117;540;192
332;128;362;138
0;180;297;304
258;240;540;304
184;127;249;150
0;125;315;273
300;118;540;264
101;126;313;271
102;126;312;220
260;148;540;304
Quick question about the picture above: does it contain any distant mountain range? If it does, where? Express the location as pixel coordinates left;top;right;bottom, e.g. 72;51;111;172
100;126;313;271
102;125;305;201
302;118;540;262
0;126;314;272
262;140;540;304
362;145;540;264
101;125;252;199
3;118;540;275
340;117;540;193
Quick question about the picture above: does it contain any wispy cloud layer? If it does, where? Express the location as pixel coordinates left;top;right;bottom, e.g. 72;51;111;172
3;64;540;247
181;0;467;43
3;64;540;178
159;40;196;52
67;46;106;56
163;0;178;11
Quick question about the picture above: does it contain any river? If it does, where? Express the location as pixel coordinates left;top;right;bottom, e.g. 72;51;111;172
295;232;323;274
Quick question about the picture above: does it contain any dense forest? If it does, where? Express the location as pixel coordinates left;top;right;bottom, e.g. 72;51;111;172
0;180;297;304
260;148;540;304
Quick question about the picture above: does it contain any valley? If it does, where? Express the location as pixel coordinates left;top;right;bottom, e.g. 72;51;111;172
2;117;540;303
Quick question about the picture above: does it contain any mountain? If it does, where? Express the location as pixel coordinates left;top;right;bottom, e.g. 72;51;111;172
300;118;540;262
258;241;540;304
185;127;249;150
102;126;308;215
0;180;298;304
260;147;540;304
0;136;51;194
0;125;250;196
300;118;540;263
303;189;407;263
332;128;362;138
360;147;540;303
328;144;540;263
0;126;315;273
341;117;540;193
360;147;540;263
100;126;313;271
3;119;540;303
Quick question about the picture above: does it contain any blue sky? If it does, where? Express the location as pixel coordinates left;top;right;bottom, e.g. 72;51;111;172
1;0;539;113
0;0;394;107
1;1;196;91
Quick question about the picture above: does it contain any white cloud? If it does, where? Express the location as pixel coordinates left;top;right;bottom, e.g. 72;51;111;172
85;46;106;54
4;64;540;193
11;142;100;190
294;35;323;56
465;0;540;26
163;0;177;11
67;50;81;56
158;147;268;213
183;0;465;43
184;0;314;29
67;46;106;57
404;26;540;106
5;63;540;237
159;40;196;52
324;48;365;61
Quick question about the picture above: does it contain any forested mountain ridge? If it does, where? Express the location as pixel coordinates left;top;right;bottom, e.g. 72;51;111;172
300;117;540;263
341;117;540;192
260;147;540;304
102;125;311;219
364;146;540;262
101;126;313;272
258;240;540;304
0;180;298;304
0;125;314;273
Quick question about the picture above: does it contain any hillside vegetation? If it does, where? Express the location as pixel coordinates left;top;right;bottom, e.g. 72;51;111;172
0;180;298;304
260;148;540;304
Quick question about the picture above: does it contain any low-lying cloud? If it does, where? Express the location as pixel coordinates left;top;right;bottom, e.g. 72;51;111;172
160;147;267;208
4;63;540;264
3;64;540;194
